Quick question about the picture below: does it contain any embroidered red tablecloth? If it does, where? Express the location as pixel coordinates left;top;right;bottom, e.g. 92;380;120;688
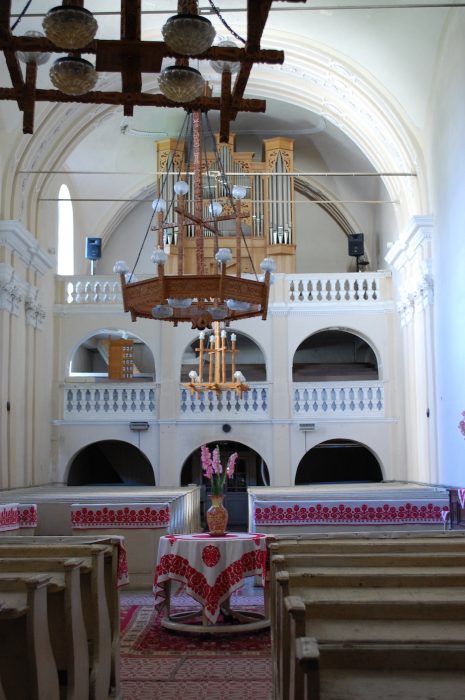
153;532;267;624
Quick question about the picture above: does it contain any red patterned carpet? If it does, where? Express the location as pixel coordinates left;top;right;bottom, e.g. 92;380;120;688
120;585;272;699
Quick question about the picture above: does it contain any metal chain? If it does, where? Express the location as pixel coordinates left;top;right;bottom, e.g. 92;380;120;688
11;0;33;31
206;0;246;44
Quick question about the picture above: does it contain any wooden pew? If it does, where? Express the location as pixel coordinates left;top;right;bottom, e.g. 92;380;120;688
0;544;113;700
0;575;60;700
268;534;465;700
295;637;465;700
0;536;121;699
0;558;89;700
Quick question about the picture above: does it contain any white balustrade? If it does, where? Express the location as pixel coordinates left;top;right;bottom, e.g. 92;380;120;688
287;272;390;304
180;384;269;418
56;272;392;308
293;382;385;417
63;382;157;419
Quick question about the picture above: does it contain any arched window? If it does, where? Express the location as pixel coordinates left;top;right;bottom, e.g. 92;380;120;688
57;184;74;275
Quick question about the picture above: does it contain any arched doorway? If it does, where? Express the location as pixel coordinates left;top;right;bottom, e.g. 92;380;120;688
67;440;155;486
181;441;269;530
293;330;378;381
68;329;155;380
295;439;382;484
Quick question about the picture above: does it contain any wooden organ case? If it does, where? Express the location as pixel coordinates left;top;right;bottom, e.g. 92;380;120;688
157;133;297;276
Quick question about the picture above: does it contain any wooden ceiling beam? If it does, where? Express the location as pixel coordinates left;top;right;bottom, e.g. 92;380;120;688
0;86;266;113
120;0;141;116
0;1;306;131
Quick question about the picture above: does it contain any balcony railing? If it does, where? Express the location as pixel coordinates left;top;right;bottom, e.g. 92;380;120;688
283;271;391;305
62;382;157;420
56;271;392;309
293;382;385;417
180;384;270;418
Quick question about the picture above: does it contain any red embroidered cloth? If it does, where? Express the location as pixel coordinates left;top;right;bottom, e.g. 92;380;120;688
153;532;267;624
253;499;448;526
70;503;170;528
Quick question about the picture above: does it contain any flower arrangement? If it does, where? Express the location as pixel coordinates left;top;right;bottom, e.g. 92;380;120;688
459;411;465;438
200;444;238;496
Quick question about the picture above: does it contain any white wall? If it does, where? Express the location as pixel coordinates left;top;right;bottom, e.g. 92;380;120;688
428;10;465;486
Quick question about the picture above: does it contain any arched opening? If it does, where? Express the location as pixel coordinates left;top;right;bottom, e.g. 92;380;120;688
181;331;266;382
293;330;378;381
67;440;155;486
57;184;74;275
68;329;155;381
181;441;270;530
295;439;383;484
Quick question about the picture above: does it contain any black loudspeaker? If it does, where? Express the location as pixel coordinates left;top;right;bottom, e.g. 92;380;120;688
348;233;364;257
85;237;102;261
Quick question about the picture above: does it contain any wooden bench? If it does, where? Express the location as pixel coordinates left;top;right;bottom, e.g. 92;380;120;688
295;637;465;700
0;558;89;700
0;543;114;700
0;575;60;700
268;533;465;700
0;535;122;698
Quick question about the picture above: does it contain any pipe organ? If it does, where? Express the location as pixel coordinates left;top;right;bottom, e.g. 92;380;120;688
156;134;296;275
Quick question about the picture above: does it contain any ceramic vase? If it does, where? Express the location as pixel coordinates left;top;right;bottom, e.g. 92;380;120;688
206;494;228;536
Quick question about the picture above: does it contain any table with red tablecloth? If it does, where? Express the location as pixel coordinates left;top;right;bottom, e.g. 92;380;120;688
153;532;268;629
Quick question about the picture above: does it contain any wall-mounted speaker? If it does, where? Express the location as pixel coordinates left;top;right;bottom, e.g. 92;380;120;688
348;233;364;257
85;237;102;261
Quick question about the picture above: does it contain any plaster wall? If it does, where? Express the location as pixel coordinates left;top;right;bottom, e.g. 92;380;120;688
428;10;465;486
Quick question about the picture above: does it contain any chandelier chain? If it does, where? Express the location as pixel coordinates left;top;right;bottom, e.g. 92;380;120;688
206;0;246;44
11;0;33;31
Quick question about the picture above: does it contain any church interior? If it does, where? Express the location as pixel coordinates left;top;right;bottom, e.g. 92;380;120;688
1;1;465;698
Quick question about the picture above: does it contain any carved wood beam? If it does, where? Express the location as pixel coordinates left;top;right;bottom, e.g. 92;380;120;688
120;0;141;116
22;61;37;134
0;87;266;113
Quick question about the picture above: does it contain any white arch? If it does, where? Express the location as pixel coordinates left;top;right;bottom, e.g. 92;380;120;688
4;32;425;238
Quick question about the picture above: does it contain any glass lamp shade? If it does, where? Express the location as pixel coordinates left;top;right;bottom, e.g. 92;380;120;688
260;257;277;273
152;304;173;319
17;30;50;65
162;14;215;56
43;5;98;50
152;197;167;213
226;299;252;312
158;66;205;103
232;184;247;200
210;40;240;74
113;260;129;274
151;248;168;265
167;298;193;308
215;248;232;264
208;201;223;216
50;57;97;95
174;180;189;196
209;305;228;321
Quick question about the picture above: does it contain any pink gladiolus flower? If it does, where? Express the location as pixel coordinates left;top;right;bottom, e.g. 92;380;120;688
200;445;213;478
227;452;238;478
212;446;222;474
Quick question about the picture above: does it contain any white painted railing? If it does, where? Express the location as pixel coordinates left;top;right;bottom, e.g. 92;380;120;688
293;382;385;417
285;272;391;304
180;383;270;418
63;382;157;420
56;272;392;308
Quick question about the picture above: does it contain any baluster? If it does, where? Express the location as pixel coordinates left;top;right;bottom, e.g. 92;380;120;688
316;279;323;301
326;279;332;301
308;279;314;301
298;279;304;301
335;279;341;301
75;281;83;303
372;279;378;300
289;279;295;302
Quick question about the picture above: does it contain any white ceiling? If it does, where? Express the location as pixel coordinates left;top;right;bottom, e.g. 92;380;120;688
0;2;456;238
